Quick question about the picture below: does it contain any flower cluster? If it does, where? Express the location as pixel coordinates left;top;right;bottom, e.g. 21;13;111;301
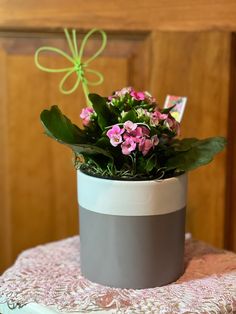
41;86;226;180
80;87;179;138
79;87;181;160
108;87;156;105
107;122;159;156
75;87;183;178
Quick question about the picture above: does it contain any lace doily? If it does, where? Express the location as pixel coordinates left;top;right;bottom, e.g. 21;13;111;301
0;236;236;313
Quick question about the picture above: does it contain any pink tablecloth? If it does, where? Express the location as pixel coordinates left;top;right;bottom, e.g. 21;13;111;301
0;236;236;313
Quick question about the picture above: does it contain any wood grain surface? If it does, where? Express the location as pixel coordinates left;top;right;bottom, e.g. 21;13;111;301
225;33;236;251
0;49;12;272
149;31;230;247
0;34;133;272
0;1;236;32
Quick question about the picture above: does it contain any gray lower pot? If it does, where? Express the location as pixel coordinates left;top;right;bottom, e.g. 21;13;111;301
77;170;187;289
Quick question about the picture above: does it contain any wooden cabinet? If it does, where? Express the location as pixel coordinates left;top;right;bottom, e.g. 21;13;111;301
0;1;236;273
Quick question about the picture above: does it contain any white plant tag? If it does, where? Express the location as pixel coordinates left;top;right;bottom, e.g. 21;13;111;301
164;95;187;122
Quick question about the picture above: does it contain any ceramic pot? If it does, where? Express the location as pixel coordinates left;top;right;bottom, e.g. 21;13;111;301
77;170;187;289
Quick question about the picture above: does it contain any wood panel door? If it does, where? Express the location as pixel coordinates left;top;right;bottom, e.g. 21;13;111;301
0;1;235;273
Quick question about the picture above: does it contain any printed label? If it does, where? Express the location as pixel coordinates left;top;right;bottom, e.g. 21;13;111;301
164;95;187;122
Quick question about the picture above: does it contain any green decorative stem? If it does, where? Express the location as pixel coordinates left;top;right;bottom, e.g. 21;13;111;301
34;28;107;106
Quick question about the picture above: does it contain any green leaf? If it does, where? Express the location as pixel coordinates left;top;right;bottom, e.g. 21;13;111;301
161;105;176;114
120;109;137;123
145;154;157;172
172;138;199;152
136;156;146;174
89;93;111;130
67;143;113;159
166;137;226;171
95;136;110;148
40;105;86;144
40;105;113;159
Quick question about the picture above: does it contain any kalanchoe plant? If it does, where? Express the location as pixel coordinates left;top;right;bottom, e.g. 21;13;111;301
40;87;226;180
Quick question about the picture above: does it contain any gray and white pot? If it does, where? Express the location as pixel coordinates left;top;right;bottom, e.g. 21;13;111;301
77;170;187;289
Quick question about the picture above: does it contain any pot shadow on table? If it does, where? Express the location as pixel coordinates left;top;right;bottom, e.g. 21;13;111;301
176;239;236;283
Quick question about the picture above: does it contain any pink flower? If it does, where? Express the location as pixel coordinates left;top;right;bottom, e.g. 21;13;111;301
123;133;138;143
150;110;168;126
107;125;124;147
139;138;153;156
80;107;95;126
151;134;159;146
118;87;134;96
140;126;150;137
134;126;144;138
130;91;146;101
165;117;180;136
124;120;137;133
108;87;134;100
121;137;136;155
123;126;148;143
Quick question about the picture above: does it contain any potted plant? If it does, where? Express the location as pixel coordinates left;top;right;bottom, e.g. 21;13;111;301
35;29;226;289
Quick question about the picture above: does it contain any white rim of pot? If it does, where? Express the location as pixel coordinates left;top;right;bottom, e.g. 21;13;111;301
77;170;187;216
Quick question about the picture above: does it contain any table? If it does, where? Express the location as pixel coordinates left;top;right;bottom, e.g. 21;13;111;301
0;236;236;313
